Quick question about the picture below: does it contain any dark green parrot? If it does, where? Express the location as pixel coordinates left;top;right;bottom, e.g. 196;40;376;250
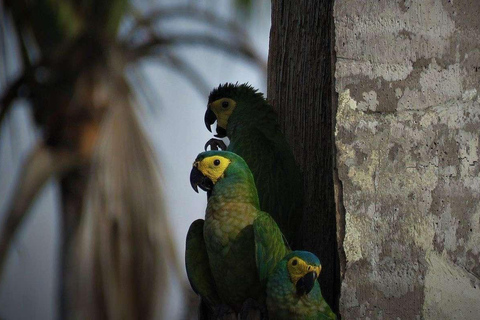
204;83;303;248
186;150;289;317
266;251;336;319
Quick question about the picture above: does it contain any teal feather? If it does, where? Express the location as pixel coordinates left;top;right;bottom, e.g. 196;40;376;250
185;219;220;309
266;251;336;320
208;83;304;248
186;151;289;314
253;211;290;284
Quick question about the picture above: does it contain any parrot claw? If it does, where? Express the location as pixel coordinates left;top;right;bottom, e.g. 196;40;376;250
239;298;268;320
204;138;227;151
213;304;236;320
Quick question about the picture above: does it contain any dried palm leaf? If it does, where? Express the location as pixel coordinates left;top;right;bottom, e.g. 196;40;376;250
67;71;175;319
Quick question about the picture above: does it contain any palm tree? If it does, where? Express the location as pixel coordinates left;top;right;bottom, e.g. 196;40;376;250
0;0;265;318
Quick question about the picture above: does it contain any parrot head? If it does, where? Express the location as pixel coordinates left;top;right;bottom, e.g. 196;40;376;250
284;251;322;296
204;83;266;138
190;150;253;196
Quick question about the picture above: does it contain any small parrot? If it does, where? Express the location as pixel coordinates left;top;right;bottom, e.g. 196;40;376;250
266;251;336;320
186;150;289;317
204;83;303;248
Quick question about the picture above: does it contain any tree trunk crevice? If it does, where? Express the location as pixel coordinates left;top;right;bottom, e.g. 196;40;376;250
268;0;341;314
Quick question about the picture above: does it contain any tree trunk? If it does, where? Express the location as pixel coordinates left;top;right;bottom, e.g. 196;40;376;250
59;167;90;320
335;1;480;318
268;0;341;314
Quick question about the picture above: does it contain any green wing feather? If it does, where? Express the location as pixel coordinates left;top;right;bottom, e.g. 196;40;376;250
311;284;337;320
253;211;291;283
185;219;220;308
221;225;264;305
228;121;303;248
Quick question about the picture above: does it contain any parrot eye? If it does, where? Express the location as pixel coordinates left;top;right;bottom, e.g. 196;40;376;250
214;159;220;166
292;259;298;266
222;101;229;108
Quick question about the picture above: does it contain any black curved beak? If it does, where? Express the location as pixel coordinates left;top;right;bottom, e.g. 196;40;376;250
215;126;227;138
190;166;214;193
296;271;317;296
204;108;217;133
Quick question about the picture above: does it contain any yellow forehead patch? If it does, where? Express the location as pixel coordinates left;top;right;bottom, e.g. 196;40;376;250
195;156;232;184
287;257;321;286
209;98;237;129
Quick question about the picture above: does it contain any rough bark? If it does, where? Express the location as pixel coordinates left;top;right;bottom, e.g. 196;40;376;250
268;0;341;313
335;1;480;318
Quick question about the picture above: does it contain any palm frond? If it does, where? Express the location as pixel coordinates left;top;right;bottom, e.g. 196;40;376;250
128;33;266;73
127;66;163;114
67;71;175;319
0;145;78;279
125;5;245;40
0;64;37;125
0;2;266;319
160;51;210;96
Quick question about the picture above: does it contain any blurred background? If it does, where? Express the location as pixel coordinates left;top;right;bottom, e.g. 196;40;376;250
0;0;269;319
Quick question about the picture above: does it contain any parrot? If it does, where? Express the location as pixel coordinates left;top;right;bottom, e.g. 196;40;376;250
265;251;336;320
203;83;303;248
186;150;290;318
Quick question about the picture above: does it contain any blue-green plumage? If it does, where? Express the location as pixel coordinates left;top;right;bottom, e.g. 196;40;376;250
186;151;289;316
205;83;303;248
266;251;336;320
